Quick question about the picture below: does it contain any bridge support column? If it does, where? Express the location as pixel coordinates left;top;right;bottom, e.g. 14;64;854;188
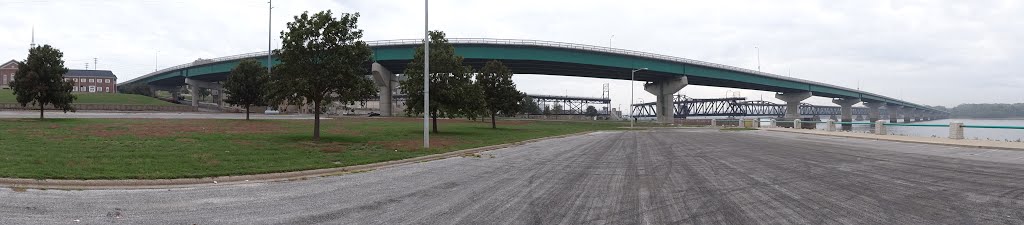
902;108;915;123
371;63;395;117
887;104;903;123
643;77;688;124
186;78;223;109
775;92;811;128
863;101;884;123
832;98;859;131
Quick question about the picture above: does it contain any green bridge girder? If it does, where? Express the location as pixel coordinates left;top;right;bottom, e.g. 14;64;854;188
121;38;945;114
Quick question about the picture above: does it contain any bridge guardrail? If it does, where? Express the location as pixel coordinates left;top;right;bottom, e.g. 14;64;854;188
122;38;945;114
762;119;1024;140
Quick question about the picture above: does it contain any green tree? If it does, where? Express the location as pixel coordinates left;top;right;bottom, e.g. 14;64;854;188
542;105;551;115
269;10;375;141
11;45;75;119
224;59;270;120
118;83;152;97
399;31;478;133
476;60;523;128
585;105;599;117
553;104;564;114
520;94;541;114
196;88;211;102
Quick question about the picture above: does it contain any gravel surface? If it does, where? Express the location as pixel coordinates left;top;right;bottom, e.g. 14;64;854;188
2;129;1023;224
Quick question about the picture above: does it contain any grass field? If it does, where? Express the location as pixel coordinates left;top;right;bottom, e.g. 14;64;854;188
0;89;172;105
0;117;623;179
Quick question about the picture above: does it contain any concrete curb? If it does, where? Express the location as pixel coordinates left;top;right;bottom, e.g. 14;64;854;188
763;128;1024;151
0;131;599;190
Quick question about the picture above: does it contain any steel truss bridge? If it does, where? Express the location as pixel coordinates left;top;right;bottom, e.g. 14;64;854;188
631;95;889;118
528;94;611;115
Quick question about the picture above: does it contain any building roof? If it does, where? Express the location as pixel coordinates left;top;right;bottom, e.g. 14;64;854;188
1;60;17;69
65;69;117;79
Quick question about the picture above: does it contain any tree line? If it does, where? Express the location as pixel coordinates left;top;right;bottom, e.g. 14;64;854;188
221;11;528;140
11;10;532;142
931;104;1024;118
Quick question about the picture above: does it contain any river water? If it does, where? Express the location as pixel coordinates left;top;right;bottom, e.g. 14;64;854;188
802;119;1024;141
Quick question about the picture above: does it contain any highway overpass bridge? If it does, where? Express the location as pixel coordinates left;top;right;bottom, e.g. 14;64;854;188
121;38;947;124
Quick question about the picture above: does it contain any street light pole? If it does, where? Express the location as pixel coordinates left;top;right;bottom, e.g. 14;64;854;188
268;0;272;75
629;68;648;128
423;0;430;149
755;46;760;72
154;51;159;72
609;35;614;47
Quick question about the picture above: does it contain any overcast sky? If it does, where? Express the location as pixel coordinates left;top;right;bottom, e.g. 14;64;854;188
2;0;1022;108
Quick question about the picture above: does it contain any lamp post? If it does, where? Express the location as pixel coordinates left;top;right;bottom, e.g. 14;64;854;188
755;46;760;72
609;35;614;47
629;68;648;128
423;0;430;149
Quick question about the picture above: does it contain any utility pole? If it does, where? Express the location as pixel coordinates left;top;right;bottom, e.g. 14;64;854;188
268;0;273;75
755;46;760;72
423;0;430;148
609;35;614;48
154;51;159;72
94;58;97;70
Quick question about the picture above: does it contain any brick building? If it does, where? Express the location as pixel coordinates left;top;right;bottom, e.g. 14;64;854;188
0;60;16;89
0;59;118;93
65;70;117;93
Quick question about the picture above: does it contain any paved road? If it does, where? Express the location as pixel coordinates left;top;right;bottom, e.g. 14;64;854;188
3;129;1024;224
0;111;319;119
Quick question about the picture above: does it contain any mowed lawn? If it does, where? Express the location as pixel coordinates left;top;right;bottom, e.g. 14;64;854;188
0;117;622;179
0;89;172;105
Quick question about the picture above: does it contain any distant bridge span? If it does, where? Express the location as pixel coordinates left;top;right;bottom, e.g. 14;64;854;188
121;38;946;121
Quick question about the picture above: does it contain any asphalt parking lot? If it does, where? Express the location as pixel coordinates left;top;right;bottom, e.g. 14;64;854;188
2;129;1023;224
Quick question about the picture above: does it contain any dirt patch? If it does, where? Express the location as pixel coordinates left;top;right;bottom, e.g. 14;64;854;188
369;138;459;150
10;187;27;192
75;119;284;138
191;153;221;166
298;141;349;153
363;117;533;126
65;159;93;169
327;128;362;136
230;140;254;146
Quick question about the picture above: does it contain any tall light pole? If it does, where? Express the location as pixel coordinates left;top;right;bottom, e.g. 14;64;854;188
268;0;272;75
755;46;760;72
423;0;430;148
154;51;159;72
629;68;648;128
609;35;614;47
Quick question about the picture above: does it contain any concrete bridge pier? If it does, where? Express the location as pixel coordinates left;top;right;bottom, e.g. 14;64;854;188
902;108;915;123
775;92;812;121
644;77;688;124
855;115;864;121
887;104;903;123
371;62;396;117
185;78;224;109
863;101;884;123
832;98;859;131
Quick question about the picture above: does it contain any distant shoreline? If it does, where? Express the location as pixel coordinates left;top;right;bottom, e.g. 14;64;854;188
949;117;1024;120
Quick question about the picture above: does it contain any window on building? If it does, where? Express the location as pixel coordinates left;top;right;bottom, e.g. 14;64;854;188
105;79;110;83
73;86;78;91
